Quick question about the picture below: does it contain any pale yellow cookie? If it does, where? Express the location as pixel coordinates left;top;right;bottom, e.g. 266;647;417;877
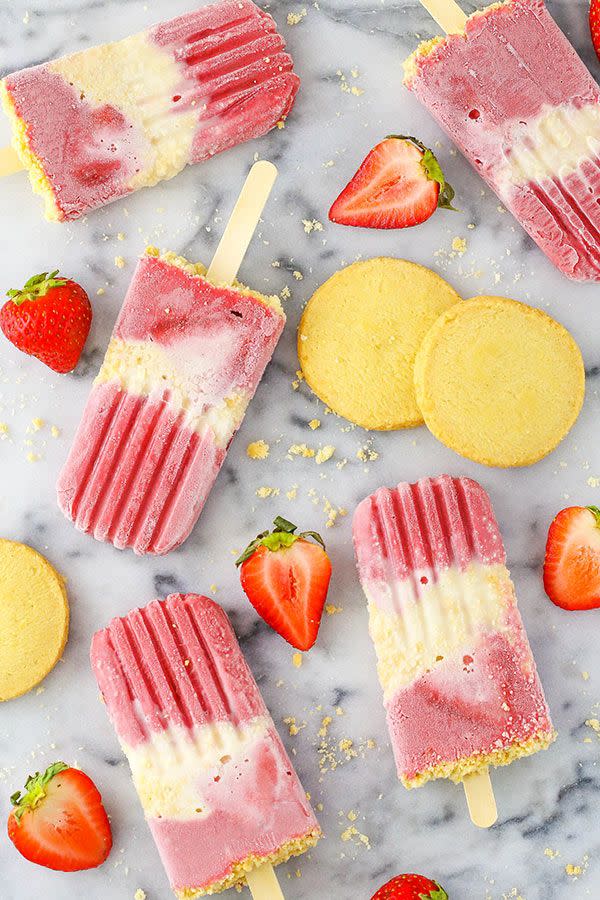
414;296;585;467
298;258;461;430
0;540;69;700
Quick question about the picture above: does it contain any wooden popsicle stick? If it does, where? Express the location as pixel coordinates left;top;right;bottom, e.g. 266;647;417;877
462;767;498;828
206;159;277;286
418;0;468;34
0;145;24;177
246;862;285;900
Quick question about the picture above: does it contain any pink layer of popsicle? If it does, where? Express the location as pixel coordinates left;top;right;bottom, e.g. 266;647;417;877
57;256;284;555
4;0;298;219
91;594;318;891
387;620;552;782
407;0;600;281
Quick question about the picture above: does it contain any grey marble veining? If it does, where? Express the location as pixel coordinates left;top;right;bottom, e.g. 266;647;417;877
0;1;599;898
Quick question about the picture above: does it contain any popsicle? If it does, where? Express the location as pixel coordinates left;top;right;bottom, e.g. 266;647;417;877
405;0;600;281
353;475;555;825
0;0;299;221
91;593;321;897
57;160;284;555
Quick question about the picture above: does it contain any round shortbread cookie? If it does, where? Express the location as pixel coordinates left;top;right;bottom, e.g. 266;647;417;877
414;296;585;468
298;258;461;430
0;540;69;701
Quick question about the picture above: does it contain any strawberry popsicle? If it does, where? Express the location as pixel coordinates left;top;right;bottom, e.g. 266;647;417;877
405;0;600;281
353;475;555;789
91;593;320;896
1;0;298;221
57;249;285;555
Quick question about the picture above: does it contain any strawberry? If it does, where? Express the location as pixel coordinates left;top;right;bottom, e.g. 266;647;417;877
590;0;600;63
371;873;448;900
0;270;92;373
236;516;332;650
8;762;112;872
543;505;600;610
329;135;456;229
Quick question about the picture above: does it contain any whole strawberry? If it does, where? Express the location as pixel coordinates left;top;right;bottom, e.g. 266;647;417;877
0;270;92;373
371;873;448;900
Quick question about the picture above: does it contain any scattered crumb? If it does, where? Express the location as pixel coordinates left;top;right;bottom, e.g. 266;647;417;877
50;425;61;438
26;452;40;463
134;890;146;900
544;848;560;859
582;671;590;681
246;440;270;460
452;236;467;255
308;419;321;430
585;718;600;736
114;255;126;268
30;417;44;431
356;447;378;462
340;823;371;849
256;486;280;499
293;270;303;281
565;864;582;877
292;652;303;669
289;443;315;458
96;287;105;296
117;232;125;241
302;219;323;234
287;9;307;25
325;604;342;616
587;476;600;488
315;445;335;465
280;285;291;300
286;486;298;501
0;423;9;437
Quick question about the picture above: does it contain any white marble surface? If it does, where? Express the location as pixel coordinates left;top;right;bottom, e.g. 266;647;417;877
1;1;600;898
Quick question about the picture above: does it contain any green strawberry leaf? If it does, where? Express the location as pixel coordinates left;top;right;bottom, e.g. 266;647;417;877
419;888;448;900
11;762;69;822
386;134;458;211
235;517;327;566
7;270;67;306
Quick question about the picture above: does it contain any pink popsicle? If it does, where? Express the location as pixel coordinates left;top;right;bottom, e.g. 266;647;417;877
353;475;555;788
1;0;299;220
91;593;320;897
405;0;600;281
57;251;285;555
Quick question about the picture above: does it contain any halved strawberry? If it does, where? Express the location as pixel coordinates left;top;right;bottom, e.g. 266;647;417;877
7;762;112;871
329;135;456;229
371;872;448;900
236;516;332;650
591;0;600;63
543;506;600;610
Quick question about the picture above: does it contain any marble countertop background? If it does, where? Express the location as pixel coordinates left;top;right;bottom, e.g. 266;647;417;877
1;1;599;898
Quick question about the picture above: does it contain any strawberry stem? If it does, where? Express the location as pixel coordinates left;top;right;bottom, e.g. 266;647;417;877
386;134;458;211
236;517;326;566
7;270;67;306
11;762;69;822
